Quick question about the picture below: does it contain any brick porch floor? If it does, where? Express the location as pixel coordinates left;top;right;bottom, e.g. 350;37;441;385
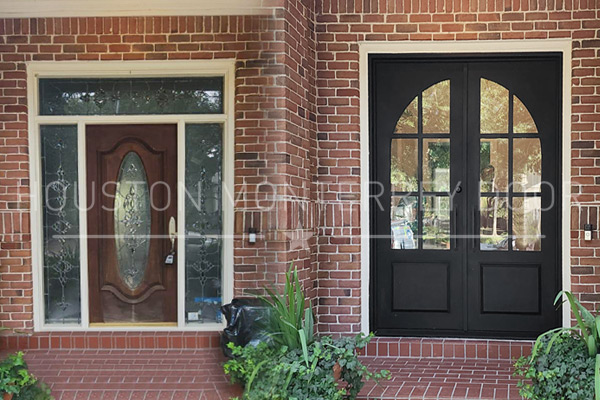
14;348;524;400
358;357;522;399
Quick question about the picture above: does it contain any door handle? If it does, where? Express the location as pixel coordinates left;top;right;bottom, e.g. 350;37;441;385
168;216;177;254
164;216;177;265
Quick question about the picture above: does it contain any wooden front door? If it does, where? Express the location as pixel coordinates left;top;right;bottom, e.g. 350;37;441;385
87;124;177;324
370;54;561;338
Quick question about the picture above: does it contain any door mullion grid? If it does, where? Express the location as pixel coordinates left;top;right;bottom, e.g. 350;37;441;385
77;121;90;329
417;93;424;249
462;63;470;333
508;92;514;251
464;65;473;252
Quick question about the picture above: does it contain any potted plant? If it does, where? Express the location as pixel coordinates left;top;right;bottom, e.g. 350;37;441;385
0;352;53;400
224;264;390;400
514;291;600;400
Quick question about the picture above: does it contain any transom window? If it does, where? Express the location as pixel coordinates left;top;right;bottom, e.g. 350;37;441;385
39;77;223;115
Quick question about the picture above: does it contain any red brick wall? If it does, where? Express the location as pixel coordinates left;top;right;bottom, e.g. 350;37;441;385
314;1;600;334
0;14;292;330
280;0;319;303
1;0;600;338
232;0;320;299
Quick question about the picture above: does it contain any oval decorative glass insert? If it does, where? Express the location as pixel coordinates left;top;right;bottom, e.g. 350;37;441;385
114;151;151;291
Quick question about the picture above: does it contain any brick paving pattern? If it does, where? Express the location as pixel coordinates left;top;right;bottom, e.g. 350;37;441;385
2;1;599;340
358;357;522;400
22;349;243;400
17;348;524;399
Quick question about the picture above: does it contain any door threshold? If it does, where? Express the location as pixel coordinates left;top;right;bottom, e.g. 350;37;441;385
363;336;533;359
89;322;178;328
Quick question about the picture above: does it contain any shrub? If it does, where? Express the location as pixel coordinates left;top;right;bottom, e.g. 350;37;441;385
224;264;390;399
514;290;600;400
0;352;53;400
224;334;389;400
14;383;53;400
514;333;594;400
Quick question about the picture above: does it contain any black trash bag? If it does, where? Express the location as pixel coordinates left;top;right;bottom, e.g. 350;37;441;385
220;298;273;358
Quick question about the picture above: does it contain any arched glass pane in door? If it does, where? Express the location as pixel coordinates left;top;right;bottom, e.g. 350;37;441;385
479;78;542;252
391;80;451;251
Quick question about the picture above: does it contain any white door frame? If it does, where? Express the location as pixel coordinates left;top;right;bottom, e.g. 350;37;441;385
358;39;573;335
27;60;235;331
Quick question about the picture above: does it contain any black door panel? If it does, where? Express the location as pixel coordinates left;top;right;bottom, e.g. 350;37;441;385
372;60;465;333
370;54;561;338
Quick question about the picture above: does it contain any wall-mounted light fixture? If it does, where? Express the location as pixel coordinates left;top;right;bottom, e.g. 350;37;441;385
248;227;258;244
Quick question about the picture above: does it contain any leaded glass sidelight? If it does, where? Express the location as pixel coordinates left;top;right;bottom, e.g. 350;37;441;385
39;77;224;116
114;152;151;291
41;125;81;324
185;124;223;324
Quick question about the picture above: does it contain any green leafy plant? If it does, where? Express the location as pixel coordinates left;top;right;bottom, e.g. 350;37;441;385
225;334;390;400
0;352;53;400
514;291;600;400
14;383;53;400
260;264;315;363
225;263;390;399
1;352;35;396
514;333;594;399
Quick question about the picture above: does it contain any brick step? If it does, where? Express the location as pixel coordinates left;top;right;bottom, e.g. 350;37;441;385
10;349;526;400
19;349;243;400
8;338;530;400
364;337;533;360
2;333;534;362
0;331;222;350
358;356;523;399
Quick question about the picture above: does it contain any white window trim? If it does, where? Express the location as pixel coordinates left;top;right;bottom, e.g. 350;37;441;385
358;39;573;335
27;60;236;332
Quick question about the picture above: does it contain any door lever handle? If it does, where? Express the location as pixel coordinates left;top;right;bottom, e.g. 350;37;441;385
165;216;177;265
168;216;177;254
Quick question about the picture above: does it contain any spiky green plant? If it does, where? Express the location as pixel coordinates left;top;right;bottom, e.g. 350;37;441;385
259;263;315;364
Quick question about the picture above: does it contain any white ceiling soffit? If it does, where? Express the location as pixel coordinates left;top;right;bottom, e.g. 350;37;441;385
0;0;275;18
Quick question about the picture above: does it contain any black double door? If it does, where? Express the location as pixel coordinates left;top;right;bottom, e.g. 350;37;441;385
370;54;561;338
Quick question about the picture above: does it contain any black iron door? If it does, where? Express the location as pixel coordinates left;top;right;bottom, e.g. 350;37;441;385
370;54;561;338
